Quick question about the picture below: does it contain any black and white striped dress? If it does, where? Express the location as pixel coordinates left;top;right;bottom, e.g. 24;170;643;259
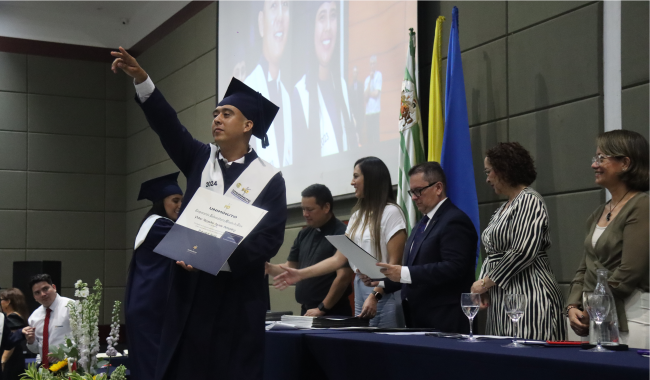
479;187;567;340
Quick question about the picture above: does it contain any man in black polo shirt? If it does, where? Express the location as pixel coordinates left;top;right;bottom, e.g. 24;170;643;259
266;184;353;316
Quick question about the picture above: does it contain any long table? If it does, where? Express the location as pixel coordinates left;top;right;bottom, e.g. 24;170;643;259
264;330;649;380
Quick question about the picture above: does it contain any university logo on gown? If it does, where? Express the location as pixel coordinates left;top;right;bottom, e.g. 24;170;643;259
231;183;252;204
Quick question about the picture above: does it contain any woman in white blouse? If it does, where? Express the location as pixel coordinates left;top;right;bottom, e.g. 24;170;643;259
275;157;407;327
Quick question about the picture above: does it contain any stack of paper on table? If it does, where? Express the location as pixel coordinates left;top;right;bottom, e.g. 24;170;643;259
280;315;370;328
266;311;294;322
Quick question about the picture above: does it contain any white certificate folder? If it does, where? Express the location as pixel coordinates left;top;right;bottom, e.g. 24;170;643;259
154;188;267;276
325;235;385;280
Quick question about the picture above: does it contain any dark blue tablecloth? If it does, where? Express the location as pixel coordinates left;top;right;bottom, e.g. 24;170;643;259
264;329;363;380
264;330;649;380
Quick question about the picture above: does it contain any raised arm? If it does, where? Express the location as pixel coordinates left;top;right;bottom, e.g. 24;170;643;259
110;47;207;175
111;46;148;84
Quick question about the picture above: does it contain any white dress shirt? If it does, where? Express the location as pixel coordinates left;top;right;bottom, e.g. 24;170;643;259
134;76;156;103
27;294;73;358
400;198;448;284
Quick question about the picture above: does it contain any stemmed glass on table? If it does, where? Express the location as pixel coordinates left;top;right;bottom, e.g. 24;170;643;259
502;294;529;348
460;293;481;342
583;294;613;353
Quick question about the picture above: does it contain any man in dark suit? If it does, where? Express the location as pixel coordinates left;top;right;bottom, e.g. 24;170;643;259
374;162;477;332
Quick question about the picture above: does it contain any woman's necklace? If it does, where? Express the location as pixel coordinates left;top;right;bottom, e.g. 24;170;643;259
606;190;631;221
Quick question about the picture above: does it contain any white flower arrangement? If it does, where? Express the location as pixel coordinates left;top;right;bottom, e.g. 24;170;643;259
66;279;102;373
105;301;121;358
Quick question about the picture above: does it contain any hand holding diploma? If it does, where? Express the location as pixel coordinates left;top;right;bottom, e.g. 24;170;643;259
154;189;268;275
176;261;198;272
376;262;402;282
356;270;379;287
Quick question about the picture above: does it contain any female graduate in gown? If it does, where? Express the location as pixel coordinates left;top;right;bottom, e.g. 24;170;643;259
124;172;183;380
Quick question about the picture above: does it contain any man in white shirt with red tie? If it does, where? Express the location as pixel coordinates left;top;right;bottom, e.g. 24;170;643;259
22;274;72;368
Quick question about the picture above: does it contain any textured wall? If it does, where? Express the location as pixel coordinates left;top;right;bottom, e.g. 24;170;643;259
0;51;128;323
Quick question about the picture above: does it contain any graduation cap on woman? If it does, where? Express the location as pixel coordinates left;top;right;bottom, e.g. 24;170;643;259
137;172;183;203
218;77;279;149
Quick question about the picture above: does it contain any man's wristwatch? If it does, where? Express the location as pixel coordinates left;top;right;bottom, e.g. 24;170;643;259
371;291;383;301
317;302;330;313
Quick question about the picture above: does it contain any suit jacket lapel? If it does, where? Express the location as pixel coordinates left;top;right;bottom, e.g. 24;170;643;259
407;200;451;266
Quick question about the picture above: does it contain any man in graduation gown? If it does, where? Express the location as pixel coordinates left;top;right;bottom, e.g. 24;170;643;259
111;47;287;380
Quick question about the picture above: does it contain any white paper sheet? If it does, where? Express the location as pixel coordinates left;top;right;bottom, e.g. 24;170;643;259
176;188;267;242
325;235;385;279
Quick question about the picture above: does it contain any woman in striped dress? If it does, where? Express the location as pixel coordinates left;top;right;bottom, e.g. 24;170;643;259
470;142;567;340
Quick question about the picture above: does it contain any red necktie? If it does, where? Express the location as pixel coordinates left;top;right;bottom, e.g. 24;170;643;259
42;308;51;368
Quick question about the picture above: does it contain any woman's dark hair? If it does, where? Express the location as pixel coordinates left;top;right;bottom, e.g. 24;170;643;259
0;288;29;319
140;201;168;226
301;184;335;213
348;157;399;261
305;1;353;149
486;142;537;187
597;130;649;192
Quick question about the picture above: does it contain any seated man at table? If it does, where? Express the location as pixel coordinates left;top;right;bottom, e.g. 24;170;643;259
22;274;73;368
266;184;354;316
364;162;477;332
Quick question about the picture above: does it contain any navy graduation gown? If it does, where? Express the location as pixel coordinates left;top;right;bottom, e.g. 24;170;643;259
124;217;175;380
136;89;287;380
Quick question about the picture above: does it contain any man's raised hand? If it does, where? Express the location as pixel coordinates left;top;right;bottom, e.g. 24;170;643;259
110;47;148;84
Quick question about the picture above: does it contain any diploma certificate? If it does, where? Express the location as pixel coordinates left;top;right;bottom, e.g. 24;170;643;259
154;188;268;275
325;235;386;280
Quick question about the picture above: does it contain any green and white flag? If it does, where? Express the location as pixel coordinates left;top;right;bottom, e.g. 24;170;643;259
397;28;425;234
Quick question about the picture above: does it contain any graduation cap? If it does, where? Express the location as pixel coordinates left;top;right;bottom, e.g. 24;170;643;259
217;77;279;149
137;172;183;203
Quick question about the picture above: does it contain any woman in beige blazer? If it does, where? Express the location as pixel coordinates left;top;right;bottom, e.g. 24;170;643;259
567;130;649;348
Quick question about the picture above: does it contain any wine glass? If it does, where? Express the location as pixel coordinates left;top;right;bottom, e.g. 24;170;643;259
459;293;481;343
583;294;613;353
502;294;529;348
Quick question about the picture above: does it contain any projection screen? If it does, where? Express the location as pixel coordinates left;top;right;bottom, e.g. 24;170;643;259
218;1;417;204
